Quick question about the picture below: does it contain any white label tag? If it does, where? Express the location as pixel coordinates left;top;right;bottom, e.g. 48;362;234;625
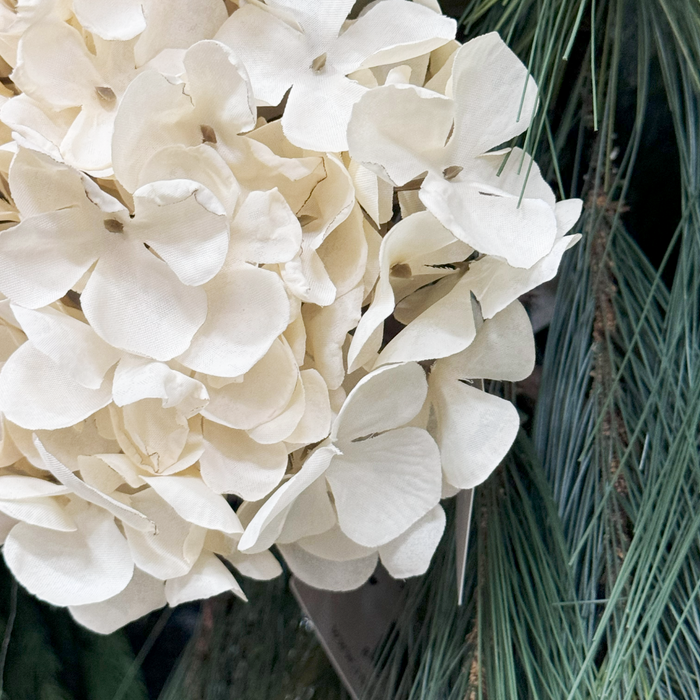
455;488;474;605
291;566;405;699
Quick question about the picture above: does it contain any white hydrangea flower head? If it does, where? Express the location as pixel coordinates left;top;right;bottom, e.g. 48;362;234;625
0;0;581;632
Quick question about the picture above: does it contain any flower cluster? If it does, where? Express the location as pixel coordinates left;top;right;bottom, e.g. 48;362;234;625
0;0;581;633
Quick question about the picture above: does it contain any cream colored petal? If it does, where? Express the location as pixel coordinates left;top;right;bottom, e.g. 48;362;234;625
466;234;581;319
450;33;538;161
0;497;75;532
94;453;146;489
393;273;459;326
278;542;377;591
142;475;243;534
138;144;240;217
332;0;456;73
285;369;332;445
304;285;363;390
420;172;557;269
0;95;74;164
12;20;100;108
317;205;368;298
0;208;102;309
430;376;519;489
276;475;336;544
282;72;367;153
0;512;16;544
239;444;339;553
112;356;209;417
281;245;336;306
333;362;428;442
178;262;289;377
378;504;445;578
374;273;476;367
81;239;207;361
74;0;146;41
247;374;305;444
201;338;298;430
33;436;156;533
436;300;535;381
297;524;375;562
4;502;133;606
326;426;441;547
132;179;229;287
60;102;115;174
215;5;306;107
0;343;112;430
9;147;86;218
165;551;246;606
11;305;121;390
78;455;124;494
347;83;452;186
284;311;306;365
555;198;583;237
297;154;355;250
225;549;282;581
0;475;69;500
112;71;199;193
228;188;302;264
125;488;205;580
69;568;166;634
134;0;228;67
349;160;393;226
200;420;287;501
183;39;256;137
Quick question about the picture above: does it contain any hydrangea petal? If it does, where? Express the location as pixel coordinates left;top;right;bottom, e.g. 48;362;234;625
73;0;146;41
239;444;339;553
81;237;207;361
200;420;287;501
165;551;246;606
0;343;112;430
285;369;332;445
112;71;199;193
278;542;377;591
247;376;305;445
142;475;243;535
449;33;538;162
347;83;453;186
430;375;519;489
437;301;535;381
113;357;208;416
326;426;442;547
215;5;307;107
0;497;75;532
228;188;302;265
282;71;367;152
134;0;228;67
131;179;229;287
183;40;256;137
0;207;102;309
4;502;133;606
378;504;445;578
375;273;476;367
277;476;336;544
69;568;166;634
420;171;557;269
297;525;375;562
11;305;121;390
33;436;156;534
332;0;456;73
201;339;298;430
467;234;581;319
179;262;289;377
333;363;428;443
226;549;282;581
125;488;205;580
